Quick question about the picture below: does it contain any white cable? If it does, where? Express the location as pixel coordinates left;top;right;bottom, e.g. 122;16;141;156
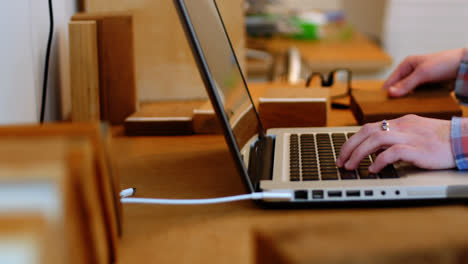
119;188;292;205
120;188;136;198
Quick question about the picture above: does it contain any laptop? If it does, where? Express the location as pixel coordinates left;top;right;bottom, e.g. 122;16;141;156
174;0;468;205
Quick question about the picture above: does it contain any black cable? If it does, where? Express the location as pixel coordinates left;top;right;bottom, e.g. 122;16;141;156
40;0;54;123
305;68;352;109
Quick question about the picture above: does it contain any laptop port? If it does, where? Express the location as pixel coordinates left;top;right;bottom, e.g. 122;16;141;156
364;190;373;196
312;190;324;199
294;190;308;200
346;190;360;197
327;191;342;197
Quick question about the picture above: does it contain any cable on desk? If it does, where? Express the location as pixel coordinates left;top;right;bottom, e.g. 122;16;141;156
119;188;292;205
306;68;352;109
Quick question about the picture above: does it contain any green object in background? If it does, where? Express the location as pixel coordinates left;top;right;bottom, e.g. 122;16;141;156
291;16;321;40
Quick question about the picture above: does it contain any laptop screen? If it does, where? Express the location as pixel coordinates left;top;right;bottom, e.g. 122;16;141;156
181;0;263;149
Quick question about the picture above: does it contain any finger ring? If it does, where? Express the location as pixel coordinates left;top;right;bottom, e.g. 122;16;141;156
381;120;390;131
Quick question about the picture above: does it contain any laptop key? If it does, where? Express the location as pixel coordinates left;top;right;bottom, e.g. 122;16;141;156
379;165;399;178
332;133;346;156
290;176;300;182
321;172;339;180
339;168;358;180
359;169;378;179
303;174;319;181
357;154;378;179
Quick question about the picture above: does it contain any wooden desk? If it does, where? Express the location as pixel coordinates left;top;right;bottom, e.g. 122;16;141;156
112;81;468;264
248;32;392;75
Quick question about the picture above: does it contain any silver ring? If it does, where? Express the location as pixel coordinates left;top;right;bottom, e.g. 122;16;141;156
382;120;390;131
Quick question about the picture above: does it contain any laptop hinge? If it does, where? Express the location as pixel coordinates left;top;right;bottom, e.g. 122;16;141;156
248;135;275;189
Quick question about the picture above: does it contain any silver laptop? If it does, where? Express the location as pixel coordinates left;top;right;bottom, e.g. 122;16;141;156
174;0;468;204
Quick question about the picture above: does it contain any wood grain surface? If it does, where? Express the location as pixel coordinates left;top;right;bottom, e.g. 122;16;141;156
111;80;468;264
72;14;137;125
248;32;392;74
259;87;329;129
0;123;120;263
350;85;462;125
69;21;101;122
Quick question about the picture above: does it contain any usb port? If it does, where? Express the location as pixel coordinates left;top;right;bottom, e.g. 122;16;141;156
294;190;308;200
312;190;324;199
346;190;360;197
327;191;342;197
364;190;373;196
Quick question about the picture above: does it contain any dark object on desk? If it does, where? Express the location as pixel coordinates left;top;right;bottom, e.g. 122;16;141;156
306;68;352;109
349;82;462;125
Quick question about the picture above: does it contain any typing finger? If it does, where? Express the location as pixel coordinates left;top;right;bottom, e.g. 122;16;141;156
343;131;408;170
336;122;381;167
368;144;418;173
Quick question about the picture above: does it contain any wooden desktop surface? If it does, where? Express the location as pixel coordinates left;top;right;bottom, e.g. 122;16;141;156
112;80;468;264
248;32;392;74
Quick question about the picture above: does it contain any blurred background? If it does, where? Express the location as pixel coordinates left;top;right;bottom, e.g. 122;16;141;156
1;0;468;124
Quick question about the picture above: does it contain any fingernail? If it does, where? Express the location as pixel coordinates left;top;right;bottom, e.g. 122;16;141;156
368;164;375;173
389;86;397;94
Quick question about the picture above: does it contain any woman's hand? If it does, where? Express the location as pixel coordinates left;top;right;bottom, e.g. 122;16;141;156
383;49;464;97
336;115;456;173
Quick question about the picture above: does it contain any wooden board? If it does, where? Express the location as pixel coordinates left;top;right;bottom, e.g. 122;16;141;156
0;215;52;264
350;83;462;124
69;21;101;122
0;139;96;264
192;101;223;134
72;13;137;125
83;0;245;101
124;100;205;136
0;123;120;263
259;87;329;129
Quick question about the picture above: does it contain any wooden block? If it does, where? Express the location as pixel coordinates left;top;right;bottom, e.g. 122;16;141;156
72;13;137;125
192;101;223;134
0;123;120;263
69;21;101;122
0;215;56;264
124;100;205;136
350;83;462;124
259;87;329;130
0;139;96;264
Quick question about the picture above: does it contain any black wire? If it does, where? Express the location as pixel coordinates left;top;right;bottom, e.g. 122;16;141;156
40;0;54;123
305;68;353;109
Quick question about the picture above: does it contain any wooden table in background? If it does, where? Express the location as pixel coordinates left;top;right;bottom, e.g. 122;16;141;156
248;32;392;75
112;80;468;264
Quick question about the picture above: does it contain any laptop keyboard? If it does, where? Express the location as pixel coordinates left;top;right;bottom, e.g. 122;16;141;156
289;133;398;181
